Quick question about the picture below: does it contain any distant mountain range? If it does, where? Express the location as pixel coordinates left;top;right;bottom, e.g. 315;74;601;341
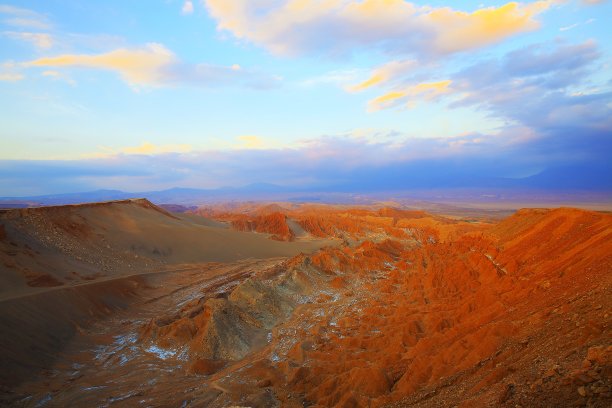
0;183;295;208
1;163;610;208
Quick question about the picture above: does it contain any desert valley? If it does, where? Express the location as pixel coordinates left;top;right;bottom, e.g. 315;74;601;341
0;198;610;407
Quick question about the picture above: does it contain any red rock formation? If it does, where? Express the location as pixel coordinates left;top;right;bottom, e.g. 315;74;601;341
229;212;294;241
265;208;611;407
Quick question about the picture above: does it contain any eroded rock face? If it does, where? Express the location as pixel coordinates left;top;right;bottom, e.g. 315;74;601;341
143;207;611;407
140;255;334;366
221;212;296;241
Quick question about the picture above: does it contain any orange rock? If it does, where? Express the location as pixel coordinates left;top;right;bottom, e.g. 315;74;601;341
586;345;612;366
345;366;391;397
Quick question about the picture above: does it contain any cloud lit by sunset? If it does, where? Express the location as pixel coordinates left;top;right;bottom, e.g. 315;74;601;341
0;0;610;195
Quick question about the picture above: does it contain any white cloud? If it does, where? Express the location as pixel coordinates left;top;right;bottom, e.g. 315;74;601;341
3;31;53;48
0;61;25;81
0;72;24;81
560;22;579;31
560;18;597;31
87;142;193;158
0;5;51;29
41;70;76;86
181;1;194;15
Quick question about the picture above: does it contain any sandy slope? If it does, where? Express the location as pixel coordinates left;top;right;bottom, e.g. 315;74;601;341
0;199;336;300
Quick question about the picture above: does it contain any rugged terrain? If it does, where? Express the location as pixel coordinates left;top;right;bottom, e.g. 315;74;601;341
0;200;610;407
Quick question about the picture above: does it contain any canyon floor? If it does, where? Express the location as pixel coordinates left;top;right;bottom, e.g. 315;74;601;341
0;199;610;407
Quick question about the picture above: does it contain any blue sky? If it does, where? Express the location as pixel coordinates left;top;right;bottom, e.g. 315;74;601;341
0;1;610;195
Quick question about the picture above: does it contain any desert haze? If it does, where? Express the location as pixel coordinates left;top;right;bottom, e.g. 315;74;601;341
0;198;610;407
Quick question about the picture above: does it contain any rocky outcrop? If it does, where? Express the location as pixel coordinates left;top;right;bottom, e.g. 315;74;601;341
140;256;333;370
230;212;295;241
166;207;611;407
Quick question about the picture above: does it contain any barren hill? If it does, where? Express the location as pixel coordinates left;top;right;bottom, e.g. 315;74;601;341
0;199;334;299
0;199;335;390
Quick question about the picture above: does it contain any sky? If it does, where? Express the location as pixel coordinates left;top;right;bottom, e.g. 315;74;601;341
0;0;610;196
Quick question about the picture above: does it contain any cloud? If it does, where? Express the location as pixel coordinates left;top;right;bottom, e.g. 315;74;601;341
367;80;452;111
204;0;557;57
421;1;554;54
559;22;579;31
502;40;599;76
122;142;192;155
163;59;281;89
3;31;53;49
1;127;610;196
88;142;193;158
237;135;264;149
450;40;610;130
26;43;280;89
182;1;194;15
347;60;415;92
0;72;23;81
559;17;596;31
28;43;175;85
0;61;24;81
41;70;76;86
0;5;51;29
559;18;595;31
358;40;610;135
